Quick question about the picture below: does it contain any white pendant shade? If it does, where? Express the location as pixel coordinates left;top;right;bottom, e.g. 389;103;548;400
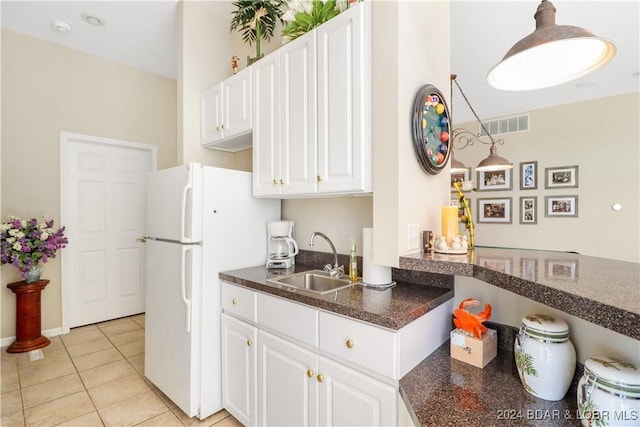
487;0;616;91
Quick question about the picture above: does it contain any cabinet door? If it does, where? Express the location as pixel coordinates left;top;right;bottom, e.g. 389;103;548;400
257;330;318;427
224;68;252;139
280;31;318;196
317;356;397;427
222;314;257;427
317;3;371;194
252;52;281;197
201;83;223;145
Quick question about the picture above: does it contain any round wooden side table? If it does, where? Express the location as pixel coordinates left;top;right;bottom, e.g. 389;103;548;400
6;279;51;353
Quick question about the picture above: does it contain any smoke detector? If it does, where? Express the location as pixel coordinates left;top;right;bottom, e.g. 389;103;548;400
52;20;72;33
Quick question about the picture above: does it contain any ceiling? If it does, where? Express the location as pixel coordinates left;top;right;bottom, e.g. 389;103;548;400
2;1;638;123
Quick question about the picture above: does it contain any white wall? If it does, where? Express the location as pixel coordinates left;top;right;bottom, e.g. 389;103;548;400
0;29;177;338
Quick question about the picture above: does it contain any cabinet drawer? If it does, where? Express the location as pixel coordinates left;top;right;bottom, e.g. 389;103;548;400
221;282;257;322
319;311;397;379
257;293;318;347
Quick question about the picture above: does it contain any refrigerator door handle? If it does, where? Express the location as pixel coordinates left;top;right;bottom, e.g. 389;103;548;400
180;167;193;242
180;245;192;333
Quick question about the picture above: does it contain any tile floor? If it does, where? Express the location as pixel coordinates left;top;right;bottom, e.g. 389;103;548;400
1;315;241;427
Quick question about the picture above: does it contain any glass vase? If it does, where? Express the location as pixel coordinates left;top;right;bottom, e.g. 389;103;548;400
24;265;43;283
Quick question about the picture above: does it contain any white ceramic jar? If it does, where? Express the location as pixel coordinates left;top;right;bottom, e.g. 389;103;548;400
514;313;576;401
577;355;640;427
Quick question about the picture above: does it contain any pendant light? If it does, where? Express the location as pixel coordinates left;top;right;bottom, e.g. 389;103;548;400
487;0;616;91
451;74;513;172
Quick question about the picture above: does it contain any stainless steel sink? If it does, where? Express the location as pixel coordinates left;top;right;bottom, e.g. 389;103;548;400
267;270;355;295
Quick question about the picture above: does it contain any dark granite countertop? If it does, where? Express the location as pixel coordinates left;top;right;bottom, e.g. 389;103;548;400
219;263;453;330
400;247;640;340
400;324;582;427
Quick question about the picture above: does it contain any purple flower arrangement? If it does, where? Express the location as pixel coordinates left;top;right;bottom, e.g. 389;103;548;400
0;216;68;282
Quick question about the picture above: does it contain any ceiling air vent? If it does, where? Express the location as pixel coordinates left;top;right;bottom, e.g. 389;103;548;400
479;114;529;136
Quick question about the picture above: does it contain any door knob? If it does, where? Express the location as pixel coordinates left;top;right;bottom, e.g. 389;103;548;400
307;370;314;378
346;340;354;349
136;236;147;243
316;374;325;383
247;339;253;346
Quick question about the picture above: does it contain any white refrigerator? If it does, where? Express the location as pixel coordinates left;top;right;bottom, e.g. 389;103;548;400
144;163;280;420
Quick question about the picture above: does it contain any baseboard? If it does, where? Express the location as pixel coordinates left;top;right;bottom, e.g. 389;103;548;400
1;327;64;348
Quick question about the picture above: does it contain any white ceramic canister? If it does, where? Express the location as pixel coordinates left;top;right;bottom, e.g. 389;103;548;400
514;313;576;401
577;356;640;427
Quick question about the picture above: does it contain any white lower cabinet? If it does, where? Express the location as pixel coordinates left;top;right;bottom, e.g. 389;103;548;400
317;356;397;427
220;282;446;427
221;314;257;427
258;330;317;426
258;329;396;427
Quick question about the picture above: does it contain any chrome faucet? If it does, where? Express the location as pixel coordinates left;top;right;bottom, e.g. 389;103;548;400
309;232;344;277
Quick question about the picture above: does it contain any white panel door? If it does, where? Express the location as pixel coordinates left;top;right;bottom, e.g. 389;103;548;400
224;68;252;138
317;3;369;194
222;314;257;427
317;356;397;427
258;330;318;427
62;133;154;328
280;30;318;196
200;83;223;145
252;51;281;197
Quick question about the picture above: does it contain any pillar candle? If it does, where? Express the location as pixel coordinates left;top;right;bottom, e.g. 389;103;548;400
441;205;459;246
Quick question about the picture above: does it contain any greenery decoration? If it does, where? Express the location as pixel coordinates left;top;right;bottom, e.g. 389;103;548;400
230;0;287;59
282;0;342;42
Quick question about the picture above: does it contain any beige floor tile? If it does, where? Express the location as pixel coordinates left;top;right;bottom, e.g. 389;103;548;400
1;351;19;369
109;329;145;347
151;387;178;410
134;409;183;426
127;353;145;374
24;390;94;427
21;373;84;409
1;410;25;427
55;411;104;427
131;315;145;329
117;339;145;358
99;320;141;337
100;316;137;327
88;372;152;409
1;371;20;393
212;415;243;427
1;389;22;414
72;347;123;371
79;359;136;389
18;357;76;388
98;389;167;426
66;336;114;358
172;408;230;427
61;328;105;347
16;344;70;369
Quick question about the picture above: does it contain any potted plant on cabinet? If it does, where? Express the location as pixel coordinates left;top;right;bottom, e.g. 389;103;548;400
230;0;287;65
281;0;344;42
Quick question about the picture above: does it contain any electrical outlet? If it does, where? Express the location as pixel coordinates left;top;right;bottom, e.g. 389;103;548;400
407;224;419;251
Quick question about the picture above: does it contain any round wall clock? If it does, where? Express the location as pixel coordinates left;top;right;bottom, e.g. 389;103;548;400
411;84;451;175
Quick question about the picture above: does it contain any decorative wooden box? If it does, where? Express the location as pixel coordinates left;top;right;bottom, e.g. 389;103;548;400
450;328;497;368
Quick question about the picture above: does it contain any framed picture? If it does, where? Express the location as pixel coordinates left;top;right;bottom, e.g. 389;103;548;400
545;165;579;189
519;161;538;190
545;259;578;280
451;167;472;192
477;169;512;191
520;258;538;281
478;257;512;274
545;195;579;217
477;197;512;223
519;196;537;224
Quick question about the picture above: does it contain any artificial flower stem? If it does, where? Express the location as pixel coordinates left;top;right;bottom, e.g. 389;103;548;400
453;181;474;249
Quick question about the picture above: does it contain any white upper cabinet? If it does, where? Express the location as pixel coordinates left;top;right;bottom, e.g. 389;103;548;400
317;2;372;194
201;67;252;152
253;31;318;197
252;2;372;198
252;51;281;196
